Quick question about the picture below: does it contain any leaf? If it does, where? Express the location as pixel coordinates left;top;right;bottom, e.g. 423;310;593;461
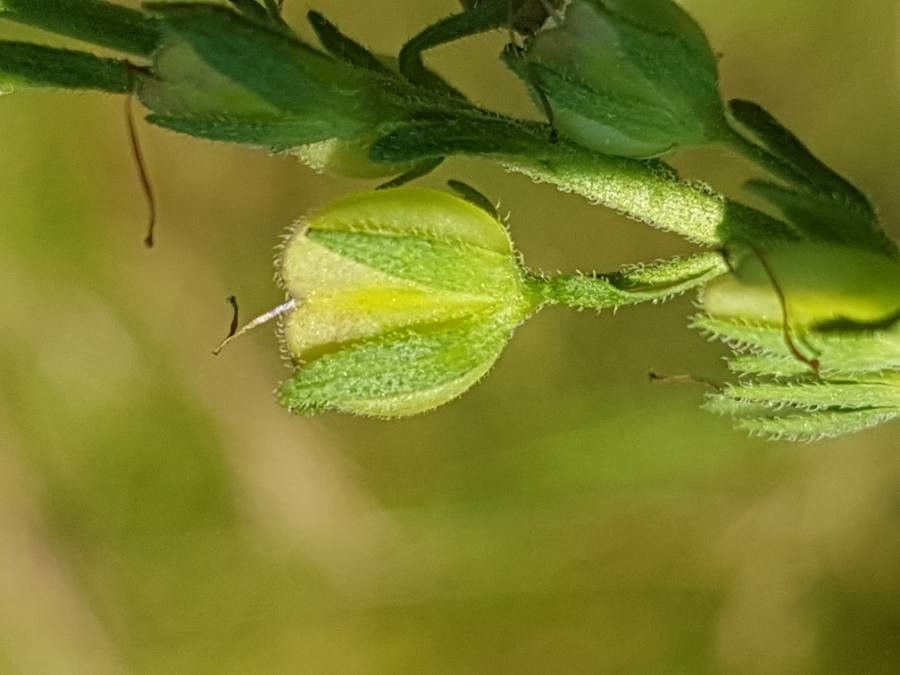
145;3;395;134
376;157;445;189
729;99;874;219
745;180;895;254
0;41;133;93
447;180;499;219
225;0;270;25
0;0;160;57
371;115;548;164
714;380;900;412
306;10;392;75
692;315;900;377
146;113;360;149
734;408;898;442
398;0;508;94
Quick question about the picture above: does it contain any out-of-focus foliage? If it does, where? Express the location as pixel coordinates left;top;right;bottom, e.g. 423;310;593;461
0;1;898;673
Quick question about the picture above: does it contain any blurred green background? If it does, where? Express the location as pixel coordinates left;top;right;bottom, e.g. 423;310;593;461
1;1;898;672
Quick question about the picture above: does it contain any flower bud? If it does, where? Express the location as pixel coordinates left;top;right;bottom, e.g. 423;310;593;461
276;188;539;417
505;0;728;157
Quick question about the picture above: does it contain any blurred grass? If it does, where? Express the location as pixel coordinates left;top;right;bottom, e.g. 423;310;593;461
0;1;899;673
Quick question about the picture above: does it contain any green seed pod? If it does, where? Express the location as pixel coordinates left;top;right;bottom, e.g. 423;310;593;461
275;188;539;417
505;0;728;157
701;243;900;329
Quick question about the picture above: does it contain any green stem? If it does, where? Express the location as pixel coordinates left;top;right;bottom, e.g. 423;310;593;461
503;141;796;247
533;252;730;310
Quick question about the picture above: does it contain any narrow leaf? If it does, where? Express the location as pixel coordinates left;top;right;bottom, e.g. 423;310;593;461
693;315;900;377
0;41;133;93
146;3;390;134
376;157;445;189
745;179;895;254
307;10;392;75
371;115;548;163
398;0;507;94
717;381;900;412
729;99;875;220
146;113;360;148
0;0;160;57
225;0;269;24
734;408;898;442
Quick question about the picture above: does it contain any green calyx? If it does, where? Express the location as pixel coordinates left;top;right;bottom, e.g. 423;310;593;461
506;0;728;157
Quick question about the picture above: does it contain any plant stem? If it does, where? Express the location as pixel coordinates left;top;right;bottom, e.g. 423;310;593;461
534;252;730;310
503;141;796;247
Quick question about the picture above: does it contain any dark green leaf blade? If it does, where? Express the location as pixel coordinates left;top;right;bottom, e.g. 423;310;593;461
306;10;392;75
746;179;896;254
398;0;508;94
371;115;547;164
729;99;876;219
0;41;133;93
0;0;160;57
145;3;391;136
146;113;361;148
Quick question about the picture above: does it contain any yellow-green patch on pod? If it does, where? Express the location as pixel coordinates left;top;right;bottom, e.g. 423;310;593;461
276;187;540;417
701;243;900;329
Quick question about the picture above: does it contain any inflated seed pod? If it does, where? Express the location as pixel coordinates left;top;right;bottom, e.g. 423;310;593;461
275;188;540;417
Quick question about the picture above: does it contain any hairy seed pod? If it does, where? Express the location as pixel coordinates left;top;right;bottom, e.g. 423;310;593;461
276;188;539;417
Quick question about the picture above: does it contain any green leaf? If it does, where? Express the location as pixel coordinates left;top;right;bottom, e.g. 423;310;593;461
692;315;900;377
745;180;895;255
371;115;550;164
398;0;509;94
306;10;392;75
0;0;160;57
376;157;445;189
372;114;795;248
446;180;500;219
146;113;361;149
145;3;394;135
729;99;875;219
714;380;900;413
225;0;270;25
0;41;133;93
734;408;898;442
